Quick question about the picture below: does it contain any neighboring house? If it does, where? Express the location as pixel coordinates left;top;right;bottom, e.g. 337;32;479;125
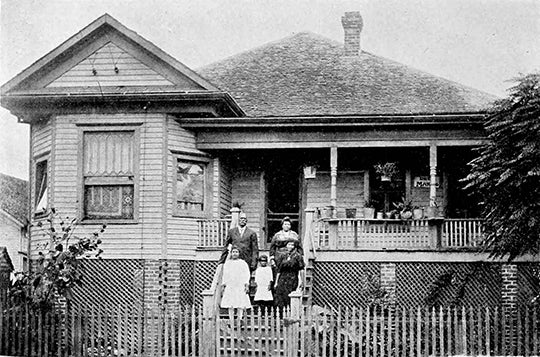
0;247;14;301
0;174;28;273
0;13;537;310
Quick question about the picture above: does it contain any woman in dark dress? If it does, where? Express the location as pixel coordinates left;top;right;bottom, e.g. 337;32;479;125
274;240;305;308
269;216;302;271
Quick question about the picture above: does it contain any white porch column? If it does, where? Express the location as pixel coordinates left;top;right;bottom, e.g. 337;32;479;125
330;146;338;218
429;144;437;206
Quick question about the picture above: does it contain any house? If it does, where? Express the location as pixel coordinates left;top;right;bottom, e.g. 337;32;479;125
1;13;538;311
0;173;29;273
0;247;14;302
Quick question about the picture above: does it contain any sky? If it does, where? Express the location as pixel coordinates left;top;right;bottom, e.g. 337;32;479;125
0;0;539;180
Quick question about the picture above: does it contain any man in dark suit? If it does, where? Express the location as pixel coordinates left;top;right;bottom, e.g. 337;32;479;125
218;212;259;271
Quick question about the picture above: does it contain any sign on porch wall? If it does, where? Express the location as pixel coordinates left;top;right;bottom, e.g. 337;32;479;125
413;176;440;188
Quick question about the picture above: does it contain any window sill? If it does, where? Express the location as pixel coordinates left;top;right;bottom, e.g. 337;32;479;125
172;211;211;219
79;219;139;225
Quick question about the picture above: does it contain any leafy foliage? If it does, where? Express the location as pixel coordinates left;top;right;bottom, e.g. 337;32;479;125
465;73;540;260
10;209;104;310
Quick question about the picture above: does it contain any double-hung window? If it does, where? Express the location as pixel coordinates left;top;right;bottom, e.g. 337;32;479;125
82;130;136;221
174;154;211;217
34;158;48;216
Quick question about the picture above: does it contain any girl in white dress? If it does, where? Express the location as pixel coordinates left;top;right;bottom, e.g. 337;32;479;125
254;255;273;314
220;246;251;325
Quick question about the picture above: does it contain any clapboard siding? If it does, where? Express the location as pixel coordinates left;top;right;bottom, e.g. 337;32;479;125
306;171;365;217
32;121;53;157
166;118;207;259
411;185;445;212
219;161;232;217
47;42;173;88
29;119;54;252
231;170;263;237
29;113;167;260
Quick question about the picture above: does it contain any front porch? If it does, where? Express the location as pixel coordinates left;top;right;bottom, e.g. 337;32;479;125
197;215;484;251
195;144;484;251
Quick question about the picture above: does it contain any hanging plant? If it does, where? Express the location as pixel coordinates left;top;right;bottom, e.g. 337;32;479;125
374;162;400;181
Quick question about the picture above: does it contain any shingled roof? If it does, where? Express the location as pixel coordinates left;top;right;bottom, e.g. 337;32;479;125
198;32;498;117
0;173;29;225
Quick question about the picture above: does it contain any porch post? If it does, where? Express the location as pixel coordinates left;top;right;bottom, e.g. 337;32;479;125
429;145;438;207
330;146;338;218
230;207;241;228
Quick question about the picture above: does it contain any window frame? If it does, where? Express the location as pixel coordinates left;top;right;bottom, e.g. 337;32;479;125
33;153;49;218
78;126;140;224
172;152;212;218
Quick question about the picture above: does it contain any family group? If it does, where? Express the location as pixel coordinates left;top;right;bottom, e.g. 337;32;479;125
217;213;304;326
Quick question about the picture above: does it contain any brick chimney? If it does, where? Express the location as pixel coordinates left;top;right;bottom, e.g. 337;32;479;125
341;11;363;56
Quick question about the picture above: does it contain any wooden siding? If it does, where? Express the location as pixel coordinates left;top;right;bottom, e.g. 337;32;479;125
28;113;167;260
410;183;445;212
306;171;365;217
29;119;53;256
212;158;232;218
166;118;207;259
47;42;174;88
231;170;263;237
0;212;25;273
219;161;232;217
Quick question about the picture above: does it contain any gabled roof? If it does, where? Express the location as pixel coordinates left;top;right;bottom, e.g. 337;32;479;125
1;14;218;94
0;173;29;226
198;32;498;117
0;247;14;272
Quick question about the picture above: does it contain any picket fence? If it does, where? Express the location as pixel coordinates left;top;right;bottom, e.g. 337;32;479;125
1;303;539;356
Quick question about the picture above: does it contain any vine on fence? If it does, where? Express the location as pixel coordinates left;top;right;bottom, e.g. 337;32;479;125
9;208;104;310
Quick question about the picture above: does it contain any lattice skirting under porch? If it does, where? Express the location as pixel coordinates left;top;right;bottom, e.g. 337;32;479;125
396;262;502;307
66;259;539;309
517;263;540;306
313;261;540;308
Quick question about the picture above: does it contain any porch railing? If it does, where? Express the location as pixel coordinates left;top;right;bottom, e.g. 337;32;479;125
197;218;231;247
443;218;484;248
313;218;485;250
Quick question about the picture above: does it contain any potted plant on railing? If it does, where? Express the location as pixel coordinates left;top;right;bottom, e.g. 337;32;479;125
374;162;400;182
363;200;376;219
345;207;357;218
412;205;424;219
393;197;413;220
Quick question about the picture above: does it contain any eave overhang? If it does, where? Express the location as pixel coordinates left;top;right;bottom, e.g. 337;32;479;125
1;90;245;121
177;112;488;129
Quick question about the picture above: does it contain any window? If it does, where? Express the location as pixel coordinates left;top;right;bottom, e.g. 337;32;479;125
174;155;210;216
82;131;136;220
34;159;48;216
176;161;205;211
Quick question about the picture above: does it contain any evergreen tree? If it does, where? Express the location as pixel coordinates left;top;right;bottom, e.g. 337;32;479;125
465;73;540;260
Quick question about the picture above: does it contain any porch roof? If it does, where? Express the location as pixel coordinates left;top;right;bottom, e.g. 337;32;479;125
198;32;499;118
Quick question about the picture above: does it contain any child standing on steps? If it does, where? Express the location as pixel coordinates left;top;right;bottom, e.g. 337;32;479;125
220;246;251;326
254;255;273;315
